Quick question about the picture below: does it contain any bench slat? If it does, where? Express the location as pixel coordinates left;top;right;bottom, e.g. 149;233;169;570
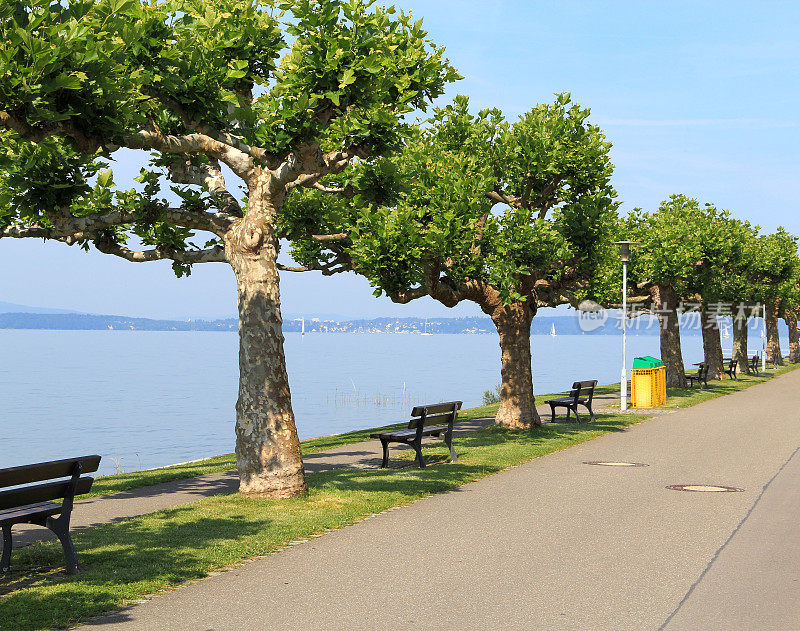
0;477;93;511
408;412;455;429
370;425;449;441
0;455;101;489
410;401;462;416
0;501;64;525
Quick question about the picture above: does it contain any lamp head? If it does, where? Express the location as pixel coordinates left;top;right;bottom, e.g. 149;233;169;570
613;240;641;263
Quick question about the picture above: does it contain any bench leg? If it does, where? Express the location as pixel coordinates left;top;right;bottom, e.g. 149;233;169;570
1;525;11;574
47;515;79;575
549;404;557;423
412;441;426;468
585;403;595;423
379;438;390;469
572;405;581;423
445;432;457;462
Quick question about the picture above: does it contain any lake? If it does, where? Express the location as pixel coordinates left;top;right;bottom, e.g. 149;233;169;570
0;328;784;475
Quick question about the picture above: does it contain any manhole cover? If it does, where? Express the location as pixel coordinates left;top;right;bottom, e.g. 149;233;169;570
583;461;648;467
666;484;743;492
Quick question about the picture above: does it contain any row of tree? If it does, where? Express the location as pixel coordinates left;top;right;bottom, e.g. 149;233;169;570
621;199;800;388
1;1;797;499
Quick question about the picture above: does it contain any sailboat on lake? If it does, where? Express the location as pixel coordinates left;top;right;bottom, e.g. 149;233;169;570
550;323;557;338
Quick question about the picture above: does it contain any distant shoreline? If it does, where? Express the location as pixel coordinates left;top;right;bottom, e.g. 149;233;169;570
0;311;681;336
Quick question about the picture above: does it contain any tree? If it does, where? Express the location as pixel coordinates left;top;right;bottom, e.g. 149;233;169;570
689;212;754;380
749;229;800;365
781;293;800;364
719;227;799;371
0;0;458;498
719;222;761;375
282;94;618;427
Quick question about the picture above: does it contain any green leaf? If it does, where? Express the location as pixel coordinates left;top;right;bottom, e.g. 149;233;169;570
42;74;83;92
97;170;114;188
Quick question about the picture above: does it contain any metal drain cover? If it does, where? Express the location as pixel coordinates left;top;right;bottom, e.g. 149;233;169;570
583;461;648;467
666;484;743;492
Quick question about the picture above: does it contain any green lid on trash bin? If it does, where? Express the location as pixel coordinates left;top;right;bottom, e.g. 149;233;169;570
633;356;664;369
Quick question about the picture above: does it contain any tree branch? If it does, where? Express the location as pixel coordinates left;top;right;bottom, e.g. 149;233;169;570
2;202;233;242
310;232;349;243
143;90;281;168
124;127;255;182
275;145;367;190
386;286;429;304
0;111;101;152
470;213;489;256
486;190;521;207
311;182;359;199
94;240;227;264
167;158;243;218
530;177;564;219
277;252;352;276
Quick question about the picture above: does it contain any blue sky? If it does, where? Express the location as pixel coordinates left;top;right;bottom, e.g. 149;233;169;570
1;0;798;319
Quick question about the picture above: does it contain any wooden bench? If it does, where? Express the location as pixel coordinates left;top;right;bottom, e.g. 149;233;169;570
1;455;101;575
544;380;597;423
750;355;761;375
686;363;709;388
725;359;738;380
370;402;461;468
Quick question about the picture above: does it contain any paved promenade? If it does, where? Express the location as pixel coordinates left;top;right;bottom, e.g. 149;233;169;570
77;370;800;630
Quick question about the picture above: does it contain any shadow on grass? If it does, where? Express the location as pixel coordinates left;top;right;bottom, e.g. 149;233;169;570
309;415;633;497
0;508;266;630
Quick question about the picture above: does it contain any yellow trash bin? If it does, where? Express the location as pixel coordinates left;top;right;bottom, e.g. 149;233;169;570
630;357;667;408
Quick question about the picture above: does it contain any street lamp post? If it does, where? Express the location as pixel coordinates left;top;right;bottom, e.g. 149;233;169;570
762;303;767;371
614;241;640;411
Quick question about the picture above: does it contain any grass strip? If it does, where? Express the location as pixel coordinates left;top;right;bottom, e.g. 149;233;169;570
1;414;644;630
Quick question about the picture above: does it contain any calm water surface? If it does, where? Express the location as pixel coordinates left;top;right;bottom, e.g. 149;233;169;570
0;329;783;474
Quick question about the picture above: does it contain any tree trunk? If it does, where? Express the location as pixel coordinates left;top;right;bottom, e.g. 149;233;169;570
765;298;783;365
732;312;749;374
652;284;686;387
701;307;724;380
225;178;306;499
785;311;799;363
491;302;540;428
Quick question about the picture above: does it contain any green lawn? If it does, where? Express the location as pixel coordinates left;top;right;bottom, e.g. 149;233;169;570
2;414;644;631
84;385;605;498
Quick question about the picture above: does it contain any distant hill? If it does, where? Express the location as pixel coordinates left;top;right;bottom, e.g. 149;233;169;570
0;301;79;314
0;312;665;335
0;312;237;331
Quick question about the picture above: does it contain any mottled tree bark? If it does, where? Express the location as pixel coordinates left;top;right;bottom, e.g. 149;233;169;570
225;175;306;499
491;302;540;428
784;311;799;363
652;284;686;387
732;313;749;374
701;307;724;380
765;298;783;365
